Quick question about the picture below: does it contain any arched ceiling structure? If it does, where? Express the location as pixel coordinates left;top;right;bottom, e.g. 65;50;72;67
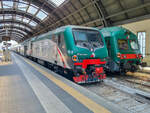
0;0;58;42
0;0;150;42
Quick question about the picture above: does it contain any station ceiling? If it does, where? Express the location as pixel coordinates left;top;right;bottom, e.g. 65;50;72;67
0;0;150;42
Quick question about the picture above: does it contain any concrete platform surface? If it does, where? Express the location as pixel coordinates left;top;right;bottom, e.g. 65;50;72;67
0;53;129;113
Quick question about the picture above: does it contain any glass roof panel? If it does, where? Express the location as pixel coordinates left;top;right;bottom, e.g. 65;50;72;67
0;15;3;20
42;9;48;15
0;23;31;33
18;2;28;12
20;25;26;29
5;23;11;26
36;11;48;20
16;15;23;21
19;0;28;4
13;24;30;31
0;23;5;27
50;0;66;7
14;24;20;27
23;17;30;23
25;27;31;31
29;21;37;27
27;5;38;15
12;28;27;35
0;25;3;27
11;32;24;37
4;15;12;19
0;0;51;32
3;1;14;8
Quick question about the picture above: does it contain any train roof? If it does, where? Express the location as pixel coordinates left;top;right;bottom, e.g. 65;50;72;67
22;25;99;43
55;25;98;30
30;25;99;42
100;27;136;38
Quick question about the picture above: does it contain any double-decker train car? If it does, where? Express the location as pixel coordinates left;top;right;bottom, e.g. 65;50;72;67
17;25;108;83
100;27;145;74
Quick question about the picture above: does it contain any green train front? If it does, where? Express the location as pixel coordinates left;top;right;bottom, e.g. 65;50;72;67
100;27;143;73
64;26;108;83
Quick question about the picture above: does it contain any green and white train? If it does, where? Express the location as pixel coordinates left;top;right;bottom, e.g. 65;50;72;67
15;25;108;83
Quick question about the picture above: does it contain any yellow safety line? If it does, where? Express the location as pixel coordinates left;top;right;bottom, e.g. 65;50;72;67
23;57;111;113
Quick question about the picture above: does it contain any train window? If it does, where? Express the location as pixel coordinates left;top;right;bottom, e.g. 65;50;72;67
130;40;138;50
73;29;104;48
58;34;61;45
52;35;57;43
58;33;64;48
118;39;129;50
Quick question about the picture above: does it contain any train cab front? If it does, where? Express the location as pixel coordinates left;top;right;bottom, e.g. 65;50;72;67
73;58;106;84
116;33;144;72
71;28;108;83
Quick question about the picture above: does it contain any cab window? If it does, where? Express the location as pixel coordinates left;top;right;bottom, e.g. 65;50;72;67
130;40;139;50
118;39;129;50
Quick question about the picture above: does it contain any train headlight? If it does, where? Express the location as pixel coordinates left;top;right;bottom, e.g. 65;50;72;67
72;55;78;62
117;53;121;58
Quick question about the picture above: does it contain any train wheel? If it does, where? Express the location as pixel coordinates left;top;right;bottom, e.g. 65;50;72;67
130;65;137;72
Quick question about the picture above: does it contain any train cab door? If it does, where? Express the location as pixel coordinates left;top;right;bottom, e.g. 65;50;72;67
52;35;58;64
105;37;112;57
57;33;66;67
58;33;67;54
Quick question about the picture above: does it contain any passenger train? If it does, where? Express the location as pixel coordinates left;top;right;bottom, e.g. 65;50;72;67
100;27;145;74
14;25;108;83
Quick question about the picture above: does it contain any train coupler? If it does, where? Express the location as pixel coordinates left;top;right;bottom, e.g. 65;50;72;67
73;74;106;84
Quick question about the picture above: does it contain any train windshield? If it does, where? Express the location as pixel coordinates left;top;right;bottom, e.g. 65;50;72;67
118;39;129;50
130;40;139;50
73;29;104;48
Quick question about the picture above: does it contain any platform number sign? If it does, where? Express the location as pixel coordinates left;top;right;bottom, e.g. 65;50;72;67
137;32;146;57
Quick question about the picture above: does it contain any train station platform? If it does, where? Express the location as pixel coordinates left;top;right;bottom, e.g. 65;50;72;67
0;52;129;113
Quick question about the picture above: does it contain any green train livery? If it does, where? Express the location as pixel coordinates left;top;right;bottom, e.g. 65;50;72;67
15;25;108;83
100;27;145;74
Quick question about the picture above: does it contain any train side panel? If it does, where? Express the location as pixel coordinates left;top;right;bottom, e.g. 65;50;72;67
31;34;70;69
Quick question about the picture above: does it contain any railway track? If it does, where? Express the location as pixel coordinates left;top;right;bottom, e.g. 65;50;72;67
82;79;150;113
82;70;150;113
114;71;150;92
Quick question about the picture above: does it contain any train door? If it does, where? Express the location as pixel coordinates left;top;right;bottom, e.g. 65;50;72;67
105;37;112;57
58;33;67;54
57;33;68;68
52;34;58;64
